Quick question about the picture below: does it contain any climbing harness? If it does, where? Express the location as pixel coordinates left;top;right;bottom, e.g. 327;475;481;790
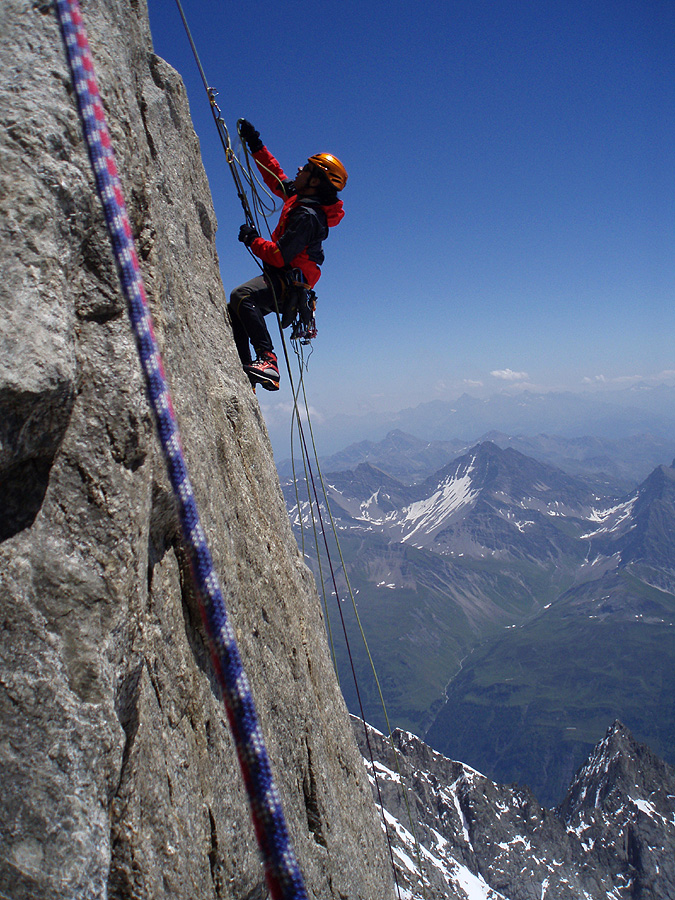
54;3;307;898
279;269;318;343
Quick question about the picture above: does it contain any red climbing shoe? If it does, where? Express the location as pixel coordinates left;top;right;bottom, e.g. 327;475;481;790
244;352;280;391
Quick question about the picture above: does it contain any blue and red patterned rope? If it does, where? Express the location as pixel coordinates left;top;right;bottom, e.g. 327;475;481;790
54;2;307;897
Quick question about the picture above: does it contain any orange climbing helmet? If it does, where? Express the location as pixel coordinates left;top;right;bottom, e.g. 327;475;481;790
308;153;348;191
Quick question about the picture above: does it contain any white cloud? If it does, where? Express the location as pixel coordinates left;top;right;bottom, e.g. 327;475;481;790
490;368;529;382
582;370;675;387
463;379;484;388
257;399;325;426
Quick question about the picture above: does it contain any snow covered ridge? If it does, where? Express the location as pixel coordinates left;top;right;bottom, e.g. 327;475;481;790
353;719;675;900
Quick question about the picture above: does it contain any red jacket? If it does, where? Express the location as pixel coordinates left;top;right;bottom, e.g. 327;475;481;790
247;146;344;287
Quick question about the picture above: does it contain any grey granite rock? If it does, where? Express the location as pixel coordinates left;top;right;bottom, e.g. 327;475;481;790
0;2;394;898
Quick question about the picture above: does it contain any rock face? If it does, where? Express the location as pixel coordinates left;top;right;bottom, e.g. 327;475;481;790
0;2;394;898
355;719;675;900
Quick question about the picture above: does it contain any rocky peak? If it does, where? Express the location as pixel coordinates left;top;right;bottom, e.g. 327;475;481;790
355;718;675;900
609;462;675;574
559;720;654;816
634;461;675;509
342;461;409;496
557;721;675;895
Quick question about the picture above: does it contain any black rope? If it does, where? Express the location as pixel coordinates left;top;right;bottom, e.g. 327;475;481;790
173;0;255;226
290;395;403;900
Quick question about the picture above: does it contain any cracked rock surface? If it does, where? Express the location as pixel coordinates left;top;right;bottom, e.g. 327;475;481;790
0;2;393;898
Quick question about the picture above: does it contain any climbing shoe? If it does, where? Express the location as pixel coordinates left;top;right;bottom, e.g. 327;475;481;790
244;352;280;391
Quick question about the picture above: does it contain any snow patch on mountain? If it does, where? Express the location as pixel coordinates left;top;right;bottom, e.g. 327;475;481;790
581;497;637;538
401;458;479;543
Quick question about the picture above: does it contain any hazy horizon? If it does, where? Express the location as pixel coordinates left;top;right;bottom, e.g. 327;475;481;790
262;377;675;458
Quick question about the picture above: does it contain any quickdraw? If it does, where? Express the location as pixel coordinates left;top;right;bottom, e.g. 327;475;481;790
279;269;318;344
290;294;318;345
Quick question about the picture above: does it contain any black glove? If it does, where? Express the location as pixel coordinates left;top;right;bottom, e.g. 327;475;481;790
237;119;263;154
238;224;259;247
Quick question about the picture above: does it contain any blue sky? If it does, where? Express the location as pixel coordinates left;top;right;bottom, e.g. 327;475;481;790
147;0;674;452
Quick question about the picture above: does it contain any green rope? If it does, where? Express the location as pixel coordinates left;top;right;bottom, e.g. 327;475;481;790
171;5;414;889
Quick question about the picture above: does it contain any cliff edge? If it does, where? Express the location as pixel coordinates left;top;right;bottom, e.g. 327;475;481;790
0;2;394;898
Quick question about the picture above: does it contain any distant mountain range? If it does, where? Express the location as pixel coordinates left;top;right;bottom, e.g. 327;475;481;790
281;435;675;805
283;383;675;456
320;442;609;558
298;428;675;489
355;718;675;899
424;454;675;803
278;428;675;490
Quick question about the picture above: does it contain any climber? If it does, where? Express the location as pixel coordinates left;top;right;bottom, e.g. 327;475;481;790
228;119;347;391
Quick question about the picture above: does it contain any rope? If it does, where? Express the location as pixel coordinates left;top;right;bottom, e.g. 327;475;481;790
289;357;431;897
54;3;307;898
289;384;339;676
208;69;417;900
174;0;284;233
288;390;403;900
